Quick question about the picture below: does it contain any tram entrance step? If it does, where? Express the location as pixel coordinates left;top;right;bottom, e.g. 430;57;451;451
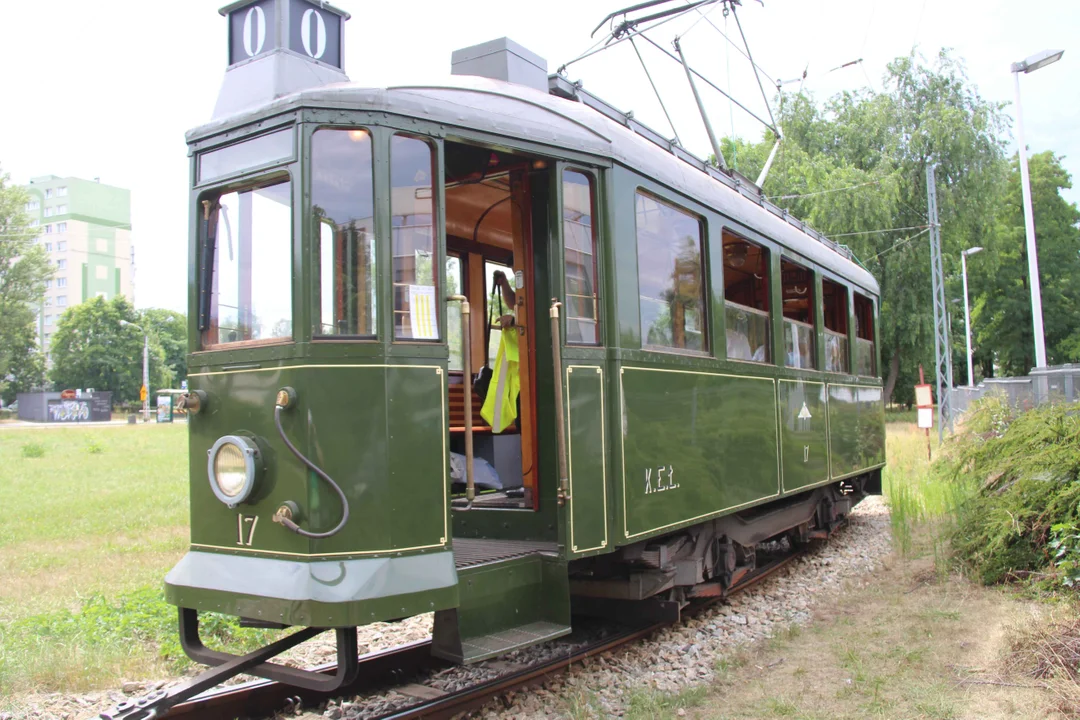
431;550;570;664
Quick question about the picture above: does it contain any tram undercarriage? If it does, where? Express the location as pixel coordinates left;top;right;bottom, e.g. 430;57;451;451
570;472;878;623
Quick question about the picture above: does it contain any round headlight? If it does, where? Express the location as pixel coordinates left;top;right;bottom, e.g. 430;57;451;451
207;435;259;507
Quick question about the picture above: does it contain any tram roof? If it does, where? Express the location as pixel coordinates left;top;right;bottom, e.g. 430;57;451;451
190;75;879;296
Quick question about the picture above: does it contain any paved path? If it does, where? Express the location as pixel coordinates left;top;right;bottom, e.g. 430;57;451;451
0;419;184;430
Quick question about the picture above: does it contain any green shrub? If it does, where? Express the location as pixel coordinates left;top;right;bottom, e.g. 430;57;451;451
942;397;1080;586
85;439;105;455
20;442;45;458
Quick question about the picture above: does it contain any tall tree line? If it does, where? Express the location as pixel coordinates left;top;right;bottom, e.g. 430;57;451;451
723;50;1077;403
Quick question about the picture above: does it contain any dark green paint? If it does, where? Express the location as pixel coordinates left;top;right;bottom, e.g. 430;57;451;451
827;383;886;478
778;380;829;492
432;554;570;663
185;364;447;558
619;367;779;540
566;365;608;556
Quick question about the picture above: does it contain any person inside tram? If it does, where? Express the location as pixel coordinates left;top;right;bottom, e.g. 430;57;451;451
482;269;522;432
492;269;516;329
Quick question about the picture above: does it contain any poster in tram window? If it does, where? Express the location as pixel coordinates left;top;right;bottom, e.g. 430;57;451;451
409;285;438;340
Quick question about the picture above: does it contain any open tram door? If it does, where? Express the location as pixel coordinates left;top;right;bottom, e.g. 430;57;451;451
441;142;547;515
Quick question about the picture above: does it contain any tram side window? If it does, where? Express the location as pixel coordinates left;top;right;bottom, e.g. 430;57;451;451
563;170;599;345
312;129;375;338
391;134;439;341
854;292;876;376
722;230;770;363
823;278;850;373
781;258;814;369
202;179;292;347
635;192;708;353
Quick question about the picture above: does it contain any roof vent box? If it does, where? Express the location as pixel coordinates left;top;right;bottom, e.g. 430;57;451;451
451;38;548;93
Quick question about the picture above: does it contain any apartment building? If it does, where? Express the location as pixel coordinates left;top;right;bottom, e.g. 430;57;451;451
23;175;133;357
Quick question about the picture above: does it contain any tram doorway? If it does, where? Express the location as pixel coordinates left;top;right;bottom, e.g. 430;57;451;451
444;141;546;510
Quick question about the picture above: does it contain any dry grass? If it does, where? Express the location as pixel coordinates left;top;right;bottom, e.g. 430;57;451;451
685;554;1068;720
1004;610;1080;715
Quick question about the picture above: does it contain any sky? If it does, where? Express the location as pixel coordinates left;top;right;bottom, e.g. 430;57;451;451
1;0;1077;313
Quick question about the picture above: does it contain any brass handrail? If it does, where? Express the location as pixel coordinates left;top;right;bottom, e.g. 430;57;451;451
447;295;474;511
550;299;571;506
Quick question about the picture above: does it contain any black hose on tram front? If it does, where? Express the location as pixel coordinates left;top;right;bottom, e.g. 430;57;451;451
273;405;350;539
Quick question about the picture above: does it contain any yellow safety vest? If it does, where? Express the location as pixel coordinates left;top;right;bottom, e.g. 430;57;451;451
481;330;520;433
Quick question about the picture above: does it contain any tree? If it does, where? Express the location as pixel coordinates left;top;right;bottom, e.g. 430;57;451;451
728;50;1009;403
1;318;45;404
974;152;1080;375
49;296;170;403
0;166;53;387
139;308;187;388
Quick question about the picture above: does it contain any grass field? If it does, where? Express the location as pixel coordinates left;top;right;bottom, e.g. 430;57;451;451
0;424;191;695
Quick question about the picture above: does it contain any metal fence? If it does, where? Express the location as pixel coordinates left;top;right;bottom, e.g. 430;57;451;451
949;364;1080;415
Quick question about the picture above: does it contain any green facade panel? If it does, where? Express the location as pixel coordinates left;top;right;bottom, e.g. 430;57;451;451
827;383;886;479
619;366;779;540
778;379;829;493
566;364;608;555
186;363;448;559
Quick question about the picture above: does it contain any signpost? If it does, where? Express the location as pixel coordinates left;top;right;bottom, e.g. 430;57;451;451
915;365;934;461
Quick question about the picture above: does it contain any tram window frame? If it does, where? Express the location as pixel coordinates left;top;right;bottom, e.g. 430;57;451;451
822;277;850;374
197;171;295;350
311;126;378;341
780;257;815;370
390;133;441;343
854;291;877;377
634;190;709;355
722;229;771;364
562;168;601;346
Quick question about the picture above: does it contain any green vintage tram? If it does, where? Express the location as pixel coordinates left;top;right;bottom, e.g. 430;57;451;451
151;0;884;709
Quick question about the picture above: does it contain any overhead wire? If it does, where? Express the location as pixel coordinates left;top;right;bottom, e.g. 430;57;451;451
729;2;777;131
629;35;683;145
559;3;708;72
768;179;883;200
683;0;777;87
868;228;930;260
639;33;777;134
828;225;930;239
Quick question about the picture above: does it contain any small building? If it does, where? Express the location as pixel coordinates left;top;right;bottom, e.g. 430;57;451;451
17;391;113;423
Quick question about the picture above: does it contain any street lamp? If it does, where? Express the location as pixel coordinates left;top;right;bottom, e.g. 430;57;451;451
120;320;149;422
961;246;984;386
1011;48;1064;369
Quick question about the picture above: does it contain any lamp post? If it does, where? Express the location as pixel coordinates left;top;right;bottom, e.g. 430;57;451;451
961;246;984;386
1011;48;1064;369
120;320;149;422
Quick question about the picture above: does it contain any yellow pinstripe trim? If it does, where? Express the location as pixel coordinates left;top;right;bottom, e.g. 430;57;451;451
191;364;449;556
566;365;608;554
619;366;781;540
777;378;828;494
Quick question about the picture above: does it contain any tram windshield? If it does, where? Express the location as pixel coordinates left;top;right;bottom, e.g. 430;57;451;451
202;180;292;347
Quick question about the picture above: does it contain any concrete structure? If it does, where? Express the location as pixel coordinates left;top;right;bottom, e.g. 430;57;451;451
22;175;132;359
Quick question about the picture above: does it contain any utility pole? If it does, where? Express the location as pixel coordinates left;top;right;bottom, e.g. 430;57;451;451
926;165;953;442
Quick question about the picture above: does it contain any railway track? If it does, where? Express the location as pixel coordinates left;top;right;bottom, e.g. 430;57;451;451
106;546;803;720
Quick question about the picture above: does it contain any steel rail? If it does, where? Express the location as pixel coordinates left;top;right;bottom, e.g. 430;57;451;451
151;542;809;720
